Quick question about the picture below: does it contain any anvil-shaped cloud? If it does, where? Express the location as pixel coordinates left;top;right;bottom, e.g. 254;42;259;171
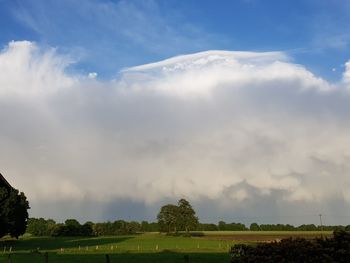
1;41;350;224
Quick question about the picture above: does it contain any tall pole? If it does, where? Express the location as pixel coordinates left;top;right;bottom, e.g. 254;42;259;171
319;214;324;239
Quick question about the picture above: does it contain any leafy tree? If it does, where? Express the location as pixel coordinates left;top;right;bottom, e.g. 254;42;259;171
126;221;141;233
218;221;226;231
157;199;198;233
250;223;260;231
81;222;93;236
140;221;159;232
225;222;247;231
0;188;30;238
27;218;56;236
198;223;218;231
51;223;65;236
64;219;81;235
177;199;198;233
141;220;149;232
157;204;179;233
297;224;317;231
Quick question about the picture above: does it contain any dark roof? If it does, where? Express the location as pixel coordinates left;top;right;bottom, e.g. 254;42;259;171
0;173;12;190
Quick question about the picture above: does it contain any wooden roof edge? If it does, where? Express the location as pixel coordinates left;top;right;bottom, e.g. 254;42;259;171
0;173;13;190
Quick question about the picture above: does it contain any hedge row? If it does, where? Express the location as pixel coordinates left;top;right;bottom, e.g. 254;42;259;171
231;231;350;263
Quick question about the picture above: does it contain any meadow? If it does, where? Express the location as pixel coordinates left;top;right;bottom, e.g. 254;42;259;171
0;231;332;263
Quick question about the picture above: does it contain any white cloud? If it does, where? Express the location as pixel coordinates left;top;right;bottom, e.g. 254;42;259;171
1;41;350;223
123;50;332;97
343;60;350;83
0;41;73;96
88;72;98;79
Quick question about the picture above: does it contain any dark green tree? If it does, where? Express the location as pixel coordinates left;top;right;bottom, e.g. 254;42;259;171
250;223;260;231
27;218;56;236
0;188;30;238
141;220;149;232
64;219;81;235
177;199;198;233
81;222;93;236
157;204;179;233
218;221;226;231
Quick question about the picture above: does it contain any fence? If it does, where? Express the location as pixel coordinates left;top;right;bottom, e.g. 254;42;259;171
2;252;194;263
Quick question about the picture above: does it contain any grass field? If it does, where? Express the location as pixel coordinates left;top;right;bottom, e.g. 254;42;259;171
0;231;332;263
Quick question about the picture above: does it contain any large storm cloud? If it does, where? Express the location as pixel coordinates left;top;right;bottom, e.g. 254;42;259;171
1;41;350;224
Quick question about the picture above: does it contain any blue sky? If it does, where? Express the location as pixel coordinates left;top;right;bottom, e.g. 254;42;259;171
1;0;349;80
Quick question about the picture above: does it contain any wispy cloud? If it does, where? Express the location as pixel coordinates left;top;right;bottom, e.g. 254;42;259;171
11;0;228;78
307;1;350;51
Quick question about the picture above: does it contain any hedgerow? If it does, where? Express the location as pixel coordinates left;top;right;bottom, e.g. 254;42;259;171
231;231;350;263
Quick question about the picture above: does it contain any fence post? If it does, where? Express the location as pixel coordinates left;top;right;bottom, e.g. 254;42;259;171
44;252;48;263
105;254;110;263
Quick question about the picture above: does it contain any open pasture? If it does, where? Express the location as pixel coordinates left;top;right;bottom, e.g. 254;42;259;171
0;231;332;262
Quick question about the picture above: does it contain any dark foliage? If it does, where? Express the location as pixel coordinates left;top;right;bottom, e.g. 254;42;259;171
230;230;350;263
197;223;218;231
157;199;198;233
51;219;94;237
27;218;151;236
0;188;30;238
218;221;248;231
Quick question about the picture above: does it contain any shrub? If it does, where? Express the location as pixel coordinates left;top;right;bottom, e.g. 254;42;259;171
230;231;350;263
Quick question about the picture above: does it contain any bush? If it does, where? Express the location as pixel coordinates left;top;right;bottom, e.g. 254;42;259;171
189;232;205;237
230;231;350;263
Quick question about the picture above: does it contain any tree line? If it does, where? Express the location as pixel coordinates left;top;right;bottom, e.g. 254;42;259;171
26;199;350;237
26;218;350;238
197;222;350;232
27;218;160;237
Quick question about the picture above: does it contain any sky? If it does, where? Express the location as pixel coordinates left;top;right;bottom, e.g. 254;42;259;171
1;0;350;225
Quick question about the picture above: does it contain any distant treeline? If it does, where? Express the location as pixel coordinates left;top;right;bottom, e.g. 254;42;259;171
27;218;350;237
199;221;350;231
27;218;159;236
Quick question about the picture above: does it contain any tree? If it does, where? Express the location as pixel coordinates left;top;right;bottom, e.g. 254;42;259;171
157;199;198;234
177;199;198;233
218;221;226;231
27;218;56;236
0;188;30;238
198;223;218;231
141;221;149;232
64;219;81;235
81;222;93;236
250;223;260;231
157;204;179;233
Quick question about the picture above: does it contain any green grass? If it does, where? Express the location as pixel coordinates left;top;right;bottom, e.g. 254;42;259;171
0;231;332;262
0;233;234;253
0;252;230;263
0;233;231;262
